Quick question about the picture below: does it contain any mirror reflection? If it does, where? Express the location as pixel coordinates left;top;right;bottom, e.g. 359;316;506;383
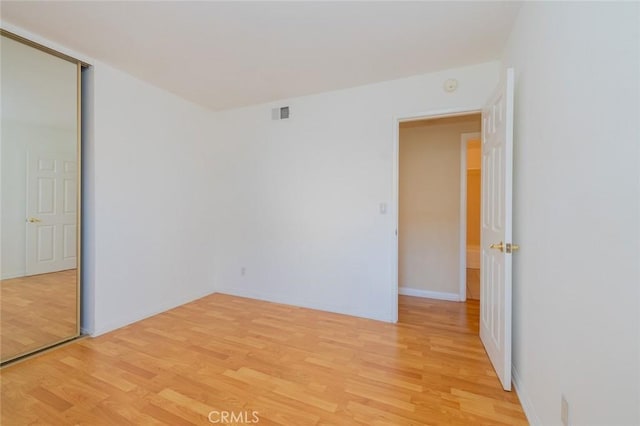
1;34;80;363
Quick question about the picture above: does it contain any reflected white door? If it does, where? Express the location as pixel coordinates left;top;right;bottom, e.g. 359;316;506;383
25;151;77;275
480;68;515;391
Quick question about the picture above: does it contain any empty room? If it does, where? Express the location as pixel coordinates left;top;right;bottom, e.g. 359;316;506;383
0;2;638;425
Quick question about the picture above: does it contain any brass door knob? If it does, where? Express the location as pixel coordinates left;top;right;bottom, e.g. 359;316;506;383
490;241;504;252
490;241;520;253
27;217;42;223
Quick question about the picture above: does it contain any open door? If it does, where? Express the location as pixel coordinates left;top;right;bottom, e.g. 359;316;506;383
480;68;515;391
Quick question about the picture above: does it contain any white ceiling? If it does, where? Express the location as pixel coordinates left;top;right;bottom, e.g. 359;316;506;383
1;1;520;111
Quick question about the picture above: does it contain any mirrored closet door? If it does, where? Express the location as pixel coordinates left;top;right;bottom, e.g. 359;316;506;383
1;31;83;364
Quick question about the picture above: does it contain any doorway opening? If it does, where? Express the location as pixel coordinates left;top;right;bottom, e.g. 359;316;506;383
462;132;482;301
396;112;481;311
393;70;514;391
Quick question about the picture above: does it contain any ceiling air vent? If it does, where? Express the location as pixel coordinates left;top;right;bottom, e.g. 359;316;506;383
272;106;290;120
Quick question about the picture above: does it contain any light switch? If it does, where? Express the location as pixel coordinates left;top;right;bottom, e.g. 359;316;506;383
379;203;387;214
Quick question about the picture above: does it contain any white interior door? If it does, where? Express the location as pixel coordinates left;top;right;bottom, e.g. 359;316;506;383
480;68;515;391
26;151;77;275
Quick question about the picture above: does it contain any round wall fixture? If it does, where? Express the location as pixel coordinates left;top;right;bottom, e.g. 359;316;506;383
443;78;458;93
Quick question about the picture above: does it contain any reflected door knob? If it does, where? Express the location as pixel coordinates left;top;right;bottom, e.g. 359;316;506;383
27;217;42;223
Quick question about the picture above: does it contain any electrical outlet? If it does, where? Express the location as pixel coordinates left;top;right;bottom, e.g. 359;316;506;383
241;267;246;276
561;395;569;426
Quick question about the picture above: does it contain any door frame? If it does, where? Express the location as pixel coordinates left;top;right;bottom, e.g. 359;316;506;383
391;107;482;322
459;132;482;301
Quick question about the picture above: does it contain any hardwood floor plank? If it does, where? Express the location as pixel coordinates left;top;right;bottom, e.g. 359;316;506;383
1;293;528;425
254;396;320;425
28;386;73;411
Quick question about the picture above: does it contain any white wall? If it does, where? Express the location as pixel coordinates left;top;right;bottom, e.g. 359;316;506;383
398;116;480;298
211;63;498;321
503;3;640;425
85;60;220;335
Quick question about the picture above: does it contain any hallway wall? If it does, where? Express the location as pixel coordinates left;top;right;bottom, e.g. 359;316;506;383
398;115;480;298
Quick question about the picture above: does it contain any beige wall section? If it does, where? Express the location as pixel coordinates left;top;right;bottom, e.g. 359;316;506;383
466;140;481;247
399;114;481;295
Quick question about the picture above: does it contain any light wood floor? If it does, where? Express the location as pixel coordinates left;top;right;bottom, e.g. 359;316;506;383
1;269;78;362
0;294;527;425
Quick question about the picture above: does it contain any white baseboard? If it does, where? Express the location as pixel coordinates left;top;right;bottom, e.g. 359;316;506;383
89;288;216;337
398;287;461;301
2;270;26;280
512;365;540;425
215;286;393;323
